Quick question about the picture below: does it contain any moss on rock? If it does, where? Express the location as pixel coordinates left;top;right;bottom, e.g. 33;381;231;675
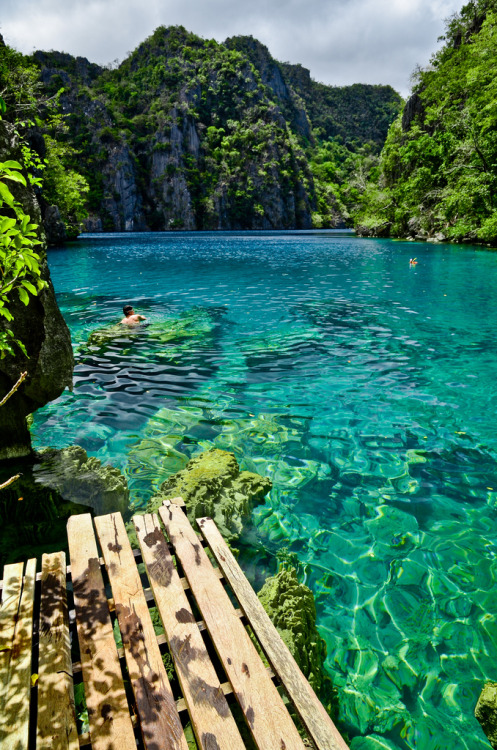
35;445;130;516
475;682;497;749
257;566;339;718
146;448;271;544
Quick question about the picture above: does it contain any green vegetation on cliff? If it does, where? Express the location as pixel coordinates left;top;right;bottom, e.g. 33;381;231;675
20;26;400;233
0;36;89;241
356;0;497;243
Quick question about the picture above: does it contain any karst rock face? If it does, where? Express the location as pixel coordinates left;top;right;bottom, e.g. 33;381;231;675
0;121;73;460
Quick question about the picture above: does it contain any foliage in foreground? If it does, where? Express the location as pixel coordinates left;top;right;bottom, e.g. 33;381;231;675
0;39;89;239
355;0;497;243
0;154;46;357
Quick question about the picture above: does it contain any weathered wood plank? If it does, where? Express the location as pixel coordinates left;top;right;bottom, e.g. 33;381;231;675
133;512;245;750
198;517;350;750
37;552;79;750
0;557;36;750
94;512;188;750
67;514;136;750
159;501;306;750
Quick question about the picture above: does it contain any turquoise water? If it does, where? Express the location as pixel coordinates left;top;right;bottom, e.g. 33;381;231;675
34;232;497;749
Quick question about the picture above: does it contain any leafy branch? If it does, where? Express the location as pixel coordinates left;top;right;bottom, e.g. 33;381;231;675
0;156;47;357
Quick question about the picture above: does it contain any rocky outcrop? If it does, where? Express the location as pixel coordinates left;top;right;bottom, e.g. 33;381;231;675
43;204;67;245
258;567;330;694
34;445;130;515
31;27;400;233
100;142;147;231
0;122;73;460
225;36;313;142
475;682;497;749
146;448;271;543
401;92;425;132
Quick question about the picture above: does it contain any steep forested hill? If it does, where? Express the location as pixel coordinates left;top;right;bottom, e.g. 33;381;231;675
2;26;400;235
355;0;497;244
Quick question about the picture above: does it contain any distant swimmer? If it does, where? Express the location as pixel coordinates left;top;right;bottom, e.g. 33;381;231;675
409;258;418;266
120;304;147;326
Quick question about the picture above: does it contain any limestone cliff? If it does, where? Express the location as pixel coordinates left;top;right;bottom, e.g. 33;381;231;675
31;26;400;233
0;120;73;459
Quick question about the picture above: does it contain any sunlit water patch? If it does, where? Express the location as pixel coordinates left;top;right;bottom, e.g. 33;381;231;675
32;231;497;749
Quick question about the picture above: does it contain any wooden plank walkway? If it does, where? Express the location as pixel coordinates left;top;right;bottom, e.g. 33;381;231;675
0;499;349;750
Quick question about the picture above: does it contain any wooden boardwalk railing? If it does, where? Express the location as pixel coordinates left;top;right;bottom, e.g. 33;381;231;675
0;497;349;750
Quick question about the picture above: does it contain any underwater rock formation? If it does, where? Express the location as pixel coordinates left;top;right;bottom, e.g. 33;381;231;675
0;121;73;460
86;306;226;349
475;682;497;749
34;445;129;516
0;458;90;567
147;448;271;543
257;566;330;695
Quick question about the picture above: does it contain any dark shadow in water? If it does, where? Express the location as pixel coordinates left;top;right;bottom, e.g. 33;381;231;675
0;457;89;568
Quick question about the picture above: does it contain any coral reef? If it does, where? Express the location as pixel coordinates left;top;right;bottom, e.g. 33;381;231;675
147;448;271;543
34;445;130;516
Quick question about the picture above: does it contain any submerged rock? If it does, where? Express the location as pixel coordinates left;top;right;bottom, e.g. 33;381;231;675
87;324;127;346
147;448;271;543
475;682;497;749
34;445;130;516
257;566;336;708
0;457;90;567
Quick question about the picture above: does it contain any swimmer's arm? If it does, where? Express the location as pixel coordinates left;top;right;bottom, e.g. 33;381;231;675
137;314;146;320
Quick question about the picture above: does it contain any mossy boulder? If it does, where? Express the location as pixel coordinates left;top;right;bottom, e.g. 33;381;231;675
257;566;338;716
87;324;125;346
34;445;130;516
147;448;271;543
475;682;497;749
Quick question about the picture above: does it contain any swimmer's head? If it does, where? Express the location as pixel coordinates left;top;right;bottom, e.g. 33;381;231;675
123;304;133;315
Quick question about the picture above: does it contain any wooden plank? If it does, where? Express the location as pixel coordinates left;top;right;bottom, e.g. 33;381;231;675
71;604;247;675
94;512;188;750
133;512;245;750
159;501;306;750
198;518;349;750
37;552;79;750
67;514;136;750
0;558;36;750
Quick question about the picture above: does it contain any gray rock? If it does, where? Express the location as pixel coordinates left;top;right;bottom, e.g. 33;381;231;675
43;204;67;246
402;92;425;132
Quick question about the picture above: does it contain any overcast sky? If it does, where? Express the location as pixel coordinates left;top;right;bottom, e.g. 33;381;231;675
2;0;463;97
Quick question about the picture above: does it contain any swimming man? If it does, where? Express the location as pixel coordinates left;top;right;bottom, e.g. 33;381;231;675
120;304;147;326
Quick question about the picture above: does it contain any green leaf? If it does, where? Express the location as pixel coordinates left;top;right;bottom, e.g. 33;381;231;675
22;281;37;295
18;287;29;306
0;217;16;233
3;172;27;186
0;182;15;207
0;160;21;170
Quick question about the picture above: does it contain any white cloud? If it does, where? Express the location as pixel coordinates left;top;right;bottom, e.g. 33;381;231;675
1;0;463;96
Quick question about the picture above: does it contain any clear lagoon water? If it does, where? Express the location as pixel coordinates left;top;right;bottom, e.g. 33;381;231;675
33;231;497;749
